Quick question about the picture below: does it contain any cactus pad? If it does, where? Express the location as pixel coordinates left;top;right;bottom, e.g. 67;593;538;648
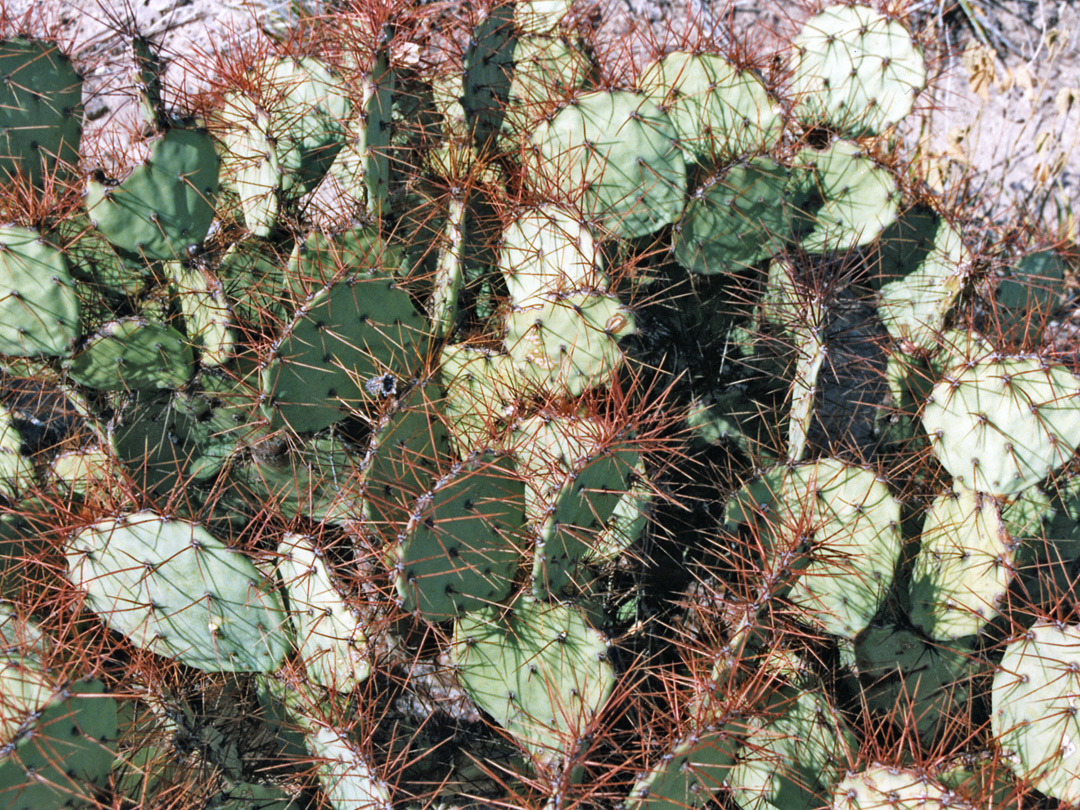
393;454;525;621
505;292;635;398
453;597;614;763
674;157;793;275
67;511;290;672
639;51;781;164
992;621;1080;805
791;4;926;136
0;37;83;186
530;90;686;239
922;356;1080;496
910;488;1015;640
0;225;80;357
87;127;219;262
66;318;194;391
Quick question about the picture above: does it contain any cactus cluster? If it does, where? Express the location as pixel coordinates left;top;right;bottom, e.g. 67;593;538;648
0;2;1079;809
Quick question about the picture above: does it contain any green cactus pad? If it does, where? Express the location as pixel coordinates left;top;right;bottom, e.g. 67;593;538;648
730;686;854;810
625;726;738;810
218;237;288;328
922;356;1080;496
393;453;525;621
0;37;83;186
855;626;978;746
277;533;369;691
993;621;1080;805
505;292;635;398
725;458;902;638
994;249;1069;346
499;204;606;307
639;51;781;165
254;56;351;196
674;157;794;275
217;92;281;237
87;127;220;263
67;511;290;672
453;597;614;763
463;2;516;149
875;208;969;351
314;41;393;219
910;488;1015;640
66;318;194;391
790;4;926;136
169;261;234;368
261;271;428;433
796;140;900;254
832;765;951;810
0;225;80;357
503;34;593;137
0;677;118;810
530;90;686;239
439;343;521;456
224;436;359;524
363;383;451;536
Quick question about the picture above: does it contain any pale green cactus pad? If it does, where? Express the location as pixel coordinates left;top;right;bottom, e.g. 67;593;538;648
910;488;1015;640
922;355;1080;496
639;51;781;164
992;621;1080;805
530;90;686;239
67;511;290;672
791;4;926;136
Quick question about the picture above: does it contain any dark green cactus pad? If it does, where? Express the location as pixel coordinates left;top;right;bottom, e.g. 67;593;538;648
796;140;900;254
530;90;686;239
992;621;1080;805
218;236;289;328
50;213;150;302
0;225;80;357
363;383;451;537
452;597;615;763
499;204;605;307
639;51;781;165
832;765;951;810
0;677;118;810
855;626;978;747
224;436;359;524
922;356;1080;496
790;4;926;137
725;459;902;638
463;2;516;150
673;157;794;275
261;270;428;433
286;226;406;300
505;292;635;398
66;511;290;672
994;249;1068;346
910;488;1015;640
0;37;83;187
277;533;369;691
874;208;969;352
393;453;525;621
110;390;200;493
624;726;738;810
86;127;220;263
66;318;194;391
